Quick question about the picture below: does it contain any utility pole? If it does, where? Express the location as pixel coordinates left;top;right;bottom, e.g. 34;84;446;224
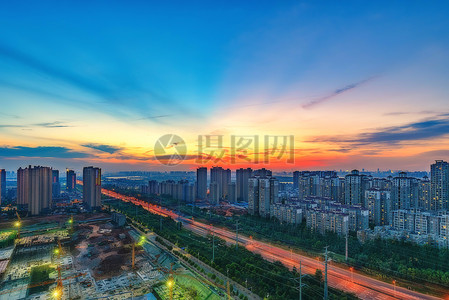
227;269;231;300
294;261;306;300
345;234;348;262
159;198;163;232
324;246;329;300
235;220;239;249
212;229;215;262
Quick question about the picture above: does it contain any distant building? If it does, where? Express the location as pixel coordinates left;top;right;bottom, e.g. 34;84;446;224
248;177;259;215
391;172;418;210
365;188;391;226
17;166;52;215
210;167;223;200
236;168;252;202
209;182;220;205
318;176;341;201
345;170;367;206
258;178;271;217
52;170;60;198
270;203;303;224
196;167;207;200
293;171;300;190
228;182;236;203
431;160;449;210
66;169;76;191
418;176;431;210
306;209;349;235
83;167;101;209
0;169;5;205
248;174;279;218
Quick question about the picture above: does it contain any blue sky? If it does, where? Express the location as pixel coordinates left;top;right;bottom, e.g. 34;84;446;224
1;1;449;172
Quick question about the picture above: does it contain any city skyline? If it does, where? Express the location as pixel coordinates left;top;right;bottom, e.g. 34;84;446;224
1;2;449;172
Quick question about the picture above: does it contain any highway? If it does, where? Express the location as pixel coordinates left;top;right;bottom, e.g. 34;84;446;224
101;188;445;300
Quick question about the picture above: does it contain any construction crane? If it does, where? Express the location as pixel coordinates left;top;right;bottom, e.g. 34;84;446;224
15;211;21;239
132;236;146;269
51;238;64;299
52;266;63;300
132;243;136;269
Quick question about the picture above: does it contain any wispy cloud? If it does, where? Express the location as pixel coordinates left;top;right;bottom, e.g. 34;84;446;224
0;146;90;158
0;112;20;119
302;77;376;109
383;110;439;116
0;121;72;129
0;43;114;98
308;116;449;146
0;43;199;123
83;143;122;154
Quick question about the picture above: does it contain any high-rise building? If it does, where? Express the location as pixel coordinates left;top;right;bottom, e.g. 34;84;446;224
365;188;391;225
210;167;231;200
236;168;252;202
254;168;272;177
248;174;279;218
210;167;223;200
222;168;231;199
83;167;101;209
66;169;76;191
391;172;418;210
196;167;207;200
248;177;259;215
0;169;5;205
270;177;279;204
209;182;220;205
17;166;52;215
318;175;341;201
52;170;60;198
418;176;431;210
228;182;236;203
293;171;300;190
431;160;449;210
344;170;367;206
258;178;271;217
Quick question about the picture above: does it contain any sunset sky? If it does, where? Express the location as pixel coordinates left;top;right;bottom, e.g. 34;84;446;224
1;1;449;172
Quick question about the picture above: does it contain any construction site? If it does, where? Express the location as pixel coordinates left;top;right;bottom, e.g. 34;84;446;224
0;213;225;300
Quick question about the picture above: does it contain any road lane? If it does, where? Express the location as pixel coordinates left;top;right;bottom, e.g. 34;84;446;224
101;188;445;300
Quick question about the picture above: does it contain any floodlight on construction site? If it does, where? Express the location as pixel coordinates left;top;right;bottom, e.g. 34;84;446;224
167;279;174;288
52;288;61;298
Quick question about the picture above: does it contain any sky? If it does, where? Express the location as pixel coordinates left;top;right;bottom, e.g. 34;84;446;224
1;1;449;173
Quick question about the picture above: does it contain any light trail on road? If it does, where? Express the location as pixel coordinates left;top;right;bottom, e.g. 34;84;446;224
99;186;445;300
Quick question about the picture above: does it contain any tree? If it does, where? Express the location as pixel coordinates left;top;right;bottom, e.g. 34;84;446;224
315;269;323;282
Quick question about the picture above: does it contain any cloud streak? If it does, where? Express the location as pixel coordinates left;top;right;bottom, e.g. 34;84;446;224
302;77;375;109
0;43;200;124
0;121;72;129
308;116;449;146
83;143;122;154
0;146;90;158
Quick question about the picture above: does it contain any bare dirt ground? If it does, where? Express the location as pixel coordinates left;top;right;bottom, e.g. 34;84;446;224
72;223;134;280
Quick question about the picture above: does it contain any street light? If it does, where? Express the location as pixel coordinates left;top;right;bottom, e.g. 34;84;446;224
393;280;396;296
350;267;354;282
